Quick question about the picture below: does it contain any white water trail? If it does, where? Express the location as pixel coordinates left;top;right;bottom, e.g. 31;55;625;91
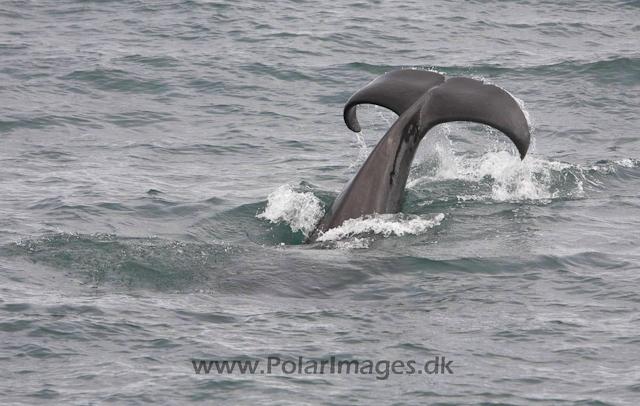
316;213;445;243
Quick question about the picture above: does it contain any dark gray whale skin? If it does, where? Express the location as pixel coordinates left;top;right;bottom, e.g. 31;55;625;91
306;69;530;243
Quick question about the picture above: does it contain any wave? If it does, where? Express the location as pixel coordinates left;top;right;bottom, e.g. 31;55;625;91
256;147;639;246
60;68;171;94
1;233;238;291
370;57;640;87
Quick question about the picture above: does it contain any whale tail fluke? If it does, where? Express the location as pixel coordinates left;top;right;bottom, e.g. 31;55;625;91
343;70;530;159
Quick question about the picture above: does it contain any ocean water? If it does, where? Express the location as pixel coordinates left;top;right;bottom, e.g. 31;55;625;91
1;0;640;404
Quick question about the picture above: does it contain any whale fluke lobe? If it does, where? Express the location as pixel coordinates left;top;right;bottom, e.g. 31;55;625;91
343;69;445;132
306;69;531;243
418;77;530;159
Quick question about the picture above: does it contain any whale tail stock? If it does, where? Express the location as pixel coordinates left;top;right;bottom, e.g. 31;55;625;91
307;69;531;243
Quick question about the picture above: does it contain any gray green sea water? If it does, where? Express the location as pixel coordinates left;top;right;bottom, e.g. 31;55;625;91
1;0;640;404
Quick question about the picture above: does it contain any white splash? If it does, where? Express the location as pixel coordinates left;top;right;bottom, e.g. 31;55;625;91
476;151;554;201
407;131;591;202
256;185;324;238
615;158;639;168
409;147;640;204
317;213;445;242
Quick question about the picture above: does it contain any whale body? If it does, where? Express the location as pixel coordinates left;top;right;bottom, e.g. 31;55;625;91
307;69;531;243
